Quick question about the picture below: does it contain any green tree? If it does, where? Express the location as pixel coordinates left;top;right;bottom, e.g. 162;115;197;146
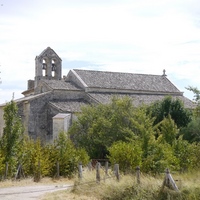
108;141;142;173
179;86;200;143
180;117;200;143
191;143;200;169
172;138;196;172
30;139;51;182
50;132;89;178
130;106;156;159
17;135;35;176
0;100;24;177
148;96;191;128
186;86;200;118
156;115;179;146
69;97;137;158
0;149;4;179
142;141;178;173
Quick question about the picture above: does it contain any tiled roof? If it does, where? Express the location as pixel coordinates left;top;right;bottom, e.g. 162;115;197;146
88;93;194;109
43;80;81;90
73;69;181;93
49;100;89;113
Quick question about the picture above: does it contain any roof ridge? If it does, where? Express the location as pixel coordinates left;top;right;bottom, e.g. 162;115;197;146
73;69;162;76
71;69;88;87
36;47;62;61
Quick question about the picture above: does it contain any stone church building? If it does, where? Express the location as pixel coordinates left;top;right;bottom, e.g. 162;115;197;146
0;47;194;142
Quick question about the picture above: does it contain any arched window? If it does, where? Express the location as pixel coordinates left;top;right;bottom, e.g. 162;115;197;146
42;59;47;76
51;59;56;77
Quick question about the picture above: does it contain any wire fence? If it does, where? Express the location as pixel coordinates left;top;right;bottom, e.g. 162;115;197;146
77;161;179;192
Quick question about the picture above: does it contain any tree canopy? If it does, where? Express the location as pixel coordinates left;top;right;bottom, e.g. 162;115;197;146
68;96;200;173
69;96;138;158
0;100;24;176
147;96;192;128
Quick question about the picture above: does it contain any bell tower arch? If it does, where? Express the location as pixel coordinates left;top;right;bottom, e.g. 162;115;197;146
35;47;62;88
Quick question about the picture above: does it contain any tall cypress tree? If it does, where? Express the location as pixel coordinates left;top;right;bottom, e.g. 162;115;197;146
0;100;24;176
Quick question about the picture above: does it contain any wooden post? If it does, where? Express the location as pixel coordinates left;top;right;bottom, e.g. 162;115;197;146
34;161;41;182
5;162;8;180
105;161;109;176
96;162;101;183
114;164;120;181
78;162;83;180
161;168;179;191
88;161;92;171
56;161;60;179
15;163;21;180
136;166;140;184
38;160;41;181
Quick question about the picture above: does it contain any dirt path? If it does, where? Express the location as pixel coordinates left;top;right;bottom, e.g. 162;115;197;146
0;184;72;200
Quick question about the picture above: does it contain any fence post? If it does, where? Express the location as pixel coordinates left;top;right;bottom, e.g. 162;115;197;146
161;168;179;191
96;162;101;183
114;164;120;181
56;161;60;179
38;160;41;181
78;162;83;180
105;161;109;176
88;161;92;171
136;166;140;184
5;162;8;180
15;163;21;180
34;160;41;182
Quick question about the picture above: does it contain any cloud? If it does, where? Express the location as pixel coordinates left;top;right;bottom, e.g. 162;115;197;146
1;0;200;103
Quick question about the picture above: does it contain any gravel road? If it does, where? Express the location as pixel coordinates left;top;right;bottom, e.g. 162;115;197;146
0;184;72;200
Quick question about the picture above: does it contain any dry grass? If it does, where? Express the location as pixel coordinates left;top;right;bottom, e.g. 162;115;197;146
41;169;200;200
2;169;200;199
0;177;73;188
42;168;163;200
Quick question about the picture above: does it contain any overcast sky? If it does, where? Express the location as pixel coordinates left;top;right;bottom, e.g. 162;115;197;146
0;0;200;103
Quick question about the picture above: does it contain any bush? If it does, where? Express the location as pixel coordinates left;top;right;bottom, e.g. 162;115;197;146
108;141;142;173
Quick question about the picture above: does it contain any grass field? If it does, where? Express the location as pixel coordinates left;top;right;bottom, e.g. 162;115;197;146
41;169;200;200
0;168;199;199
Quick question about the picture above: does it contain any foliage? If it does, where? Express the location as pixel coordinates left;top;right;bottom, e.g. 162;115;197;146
0;100;24;177
1;96;199;180
179;86;200;143
191;143;200;169
69;96;137;159
142;141;178;173
186;86;200;103
49;132;89;178
0;150;4;179
186;86;200;118
155;115;179;146
172;138;200;172
107;141;142;173
140;116;179;173
180;117;200;143
28;139;51;181
16;135;35;176
148;96;192;128
69;96;200;173
129;106;156;159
